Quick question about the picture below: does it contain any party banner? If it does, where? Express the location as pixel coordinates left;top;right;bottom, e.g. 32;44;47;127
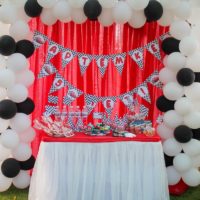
46;41;61;62
43;105;57;117
148;70;163;89
85;94;100;114
145;39;161;61
33;31;47;49
136;82;151;103
94;55;110;77
77;53;93;75
111;53;126;74
129;47;144;69
48;95;58;104
139;105;149;118
38;62;58;78
100;96;117;115
159;32;170;41
119;91;136;109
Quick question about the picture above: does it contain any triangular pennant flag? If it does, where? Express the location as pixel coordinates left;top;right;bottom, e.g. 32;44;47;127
85;94;99;114
136;82;151;103
139;105;149;118
129;47;144;69
75;116;84;131
77;53;93;75
100;96;116;115
156;115;164;125
46;40;61;62
145;39;161;61
43;105;57;117
94;55;110;77
159;32;170;41
59;46;77;69
33;31;47;49
48;95;58;104
147;71;163;89
49;73;67;94
111;53;126;74
63;83;83;105
68;115;75;130
38;62;58;78
119;92;136;108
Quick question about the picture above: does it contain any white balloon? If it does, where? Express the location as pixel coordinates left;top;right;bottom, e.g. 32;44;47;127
13;170;30;189
170;20;191;40
191;100;200;111
15;70;35;87
163;110;183;129
112;2;132;24
163;82;184;101
16;7;31;23
185;83;200;100
186;53;200;72
12;0;27;7
1;129;19;150
41;8;57;26
7;53;29;72
0;68;15;88
68;0;87;8
0;55;6;69
175;1;192;20
0;144;11;161
173;153;192;172
166;52;186;72
12;143;32;161
71;8;87;24
0;119;9;133
98;8;114;27
37;0;58;8
0;3;17;24
158;9;174;27
0;171;12;192
9;20;30;41
179;36;198;56
184;112;200;129
191;155;200;168
7;84;28;103
175;97;194;116
182;168;200;187
160;0;181;10
99;0;117;8
19;127;36;143
0;87;7;101
163;138;182;156
166;166;181;185
128;10;146;29
182;139;200;157
53;1;71;22
159;68;176;84
127;0;149;10
157;123;174;140
10;113;31;133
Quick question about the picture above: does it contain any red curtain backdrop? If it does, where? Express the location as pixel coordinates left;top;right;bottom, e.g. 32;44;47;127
29;19;168;156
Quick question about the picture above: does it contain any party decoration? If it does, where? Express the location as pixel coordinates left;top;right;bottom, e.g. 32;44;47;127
157;123;174;140
95;55;110;76
38;62;58;78
46;41;60;62
161;37;180;55
19;156;35;171
48;95;58;104
111;53;126;74
156;95;175;112
100;97;116;115
12;143;32;161
0;35;16;56
129;48;144;69
24;0;43;17
166;166;181;185
16;98;35;115
43;105;57;117
13;170;30;189
77;53;93;75
0;171;12;192
136;82;151;103
33;31;47;49
145;39;161;60
85;94;100;114
176;68;195;86
0;99;17;120
19;127;36;143
174;97;193;116
127;0;149;10
15;40;35;58
174;126;193;143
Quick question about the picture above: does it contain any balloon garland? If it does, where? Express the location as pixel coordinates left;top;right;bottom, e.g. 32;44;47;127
0;0;199;194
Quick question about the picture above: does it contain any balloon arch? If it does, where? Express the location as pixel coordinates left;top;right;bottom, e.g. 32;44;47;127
0;0;199;194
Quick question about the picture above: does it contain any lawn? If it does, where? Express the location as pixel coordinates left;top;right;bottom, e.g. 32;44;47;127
0;186;200;200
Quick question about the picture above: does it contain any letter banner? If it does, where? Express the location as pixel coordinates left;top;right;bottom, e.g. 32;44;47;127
119;92;137;108
63;82;83;105
159;32;170;41
136;82;151;103
48;95;58;104
46;41;61;62
100;96;117;115
49;73;68;94
38;62;58;78
85;94;100;114
147;70;163;89
111;53;126;74
33;31;47;49
145;39;161;61
59;46;77;69
43;105;57;117
129;47;144;69
77;53;93;75
94;55;110;77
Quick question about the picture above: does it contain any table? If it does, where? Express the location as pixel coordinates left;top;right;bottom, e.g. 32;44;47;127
29;133;170;200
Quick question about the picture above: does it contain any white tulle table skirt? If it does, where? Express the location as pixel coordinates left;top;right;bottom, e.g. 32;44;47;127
29;141;169;200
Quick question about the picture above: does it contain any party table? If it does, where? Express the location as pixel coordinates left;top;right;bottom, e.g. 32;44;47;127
28;133;170;200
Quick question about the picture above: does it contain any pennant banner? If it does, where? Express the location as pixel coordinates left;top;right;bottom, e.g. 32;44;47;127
119;92;136;108
43;105;57;117
38;62;58;78
139;105;149;118
33;31;47;49
47;41;61;62
136;82;151;103
159;32;170;41
145;39;161;61
77;53;93;75
95;55;110;77
111;53;126;74
85;94;100;114
129;47;144;69
147;70;163;89
100;96;116;115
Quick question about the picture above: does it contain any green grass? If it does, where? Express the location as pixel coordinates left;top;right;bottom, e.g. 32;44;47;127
0;186;200;200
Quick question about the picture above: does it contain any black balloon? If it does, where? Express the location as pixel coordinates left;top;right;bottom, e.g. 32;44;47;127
1;158;20;178
0;100;17;119
156;96;175;112
192;129;200;140
161;37;180;55
144;0;163;22
84;0;102;20
174;125;193;143
24;0;43;17
177;68;195;86
164;154;174;167
16;40;35;58
195;73;200;83
19;156;35;170
16;98;35;115
0;35;16;56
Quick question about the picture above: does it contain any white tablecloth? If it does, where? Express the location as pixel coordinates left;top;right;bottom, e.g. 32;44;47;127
29;141;169;200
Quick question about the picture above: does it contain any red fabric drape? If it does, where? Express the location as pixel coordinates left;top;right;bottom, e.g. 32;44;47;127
29;19;168;156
